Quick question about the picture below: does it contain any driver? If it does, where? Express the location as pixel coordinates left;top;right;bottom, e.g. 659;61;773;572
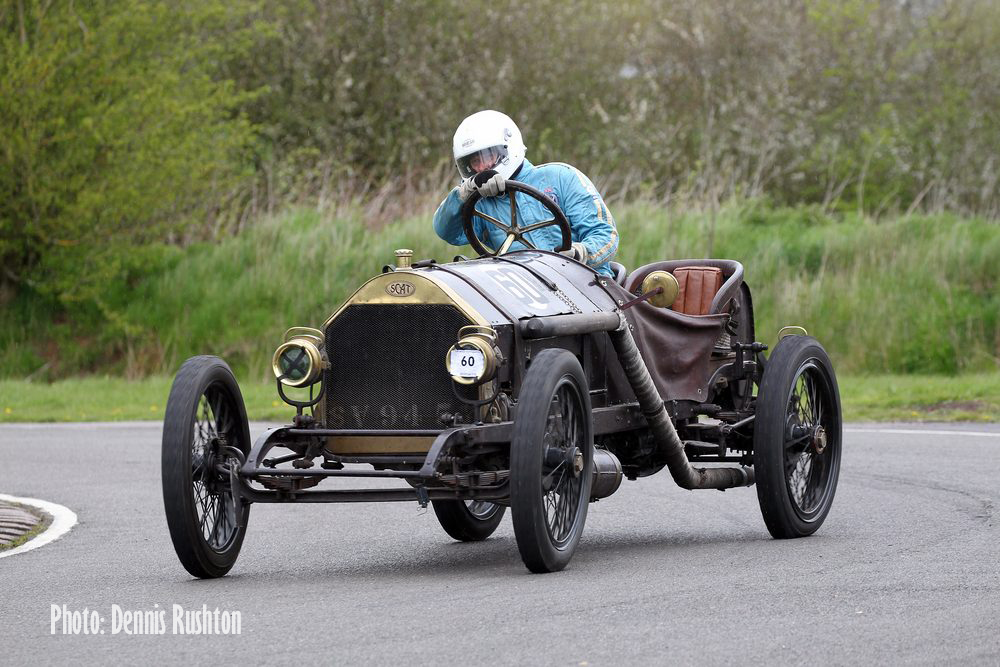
433;110;619;278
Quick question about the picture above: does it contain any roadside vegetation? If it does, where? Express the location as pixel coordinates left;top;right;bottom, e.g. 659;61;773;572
1;1;997;421
3;201;996;380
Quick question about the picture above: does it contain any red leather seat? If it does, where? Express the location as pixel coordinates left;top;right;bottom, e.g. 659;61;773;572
671;266;724;316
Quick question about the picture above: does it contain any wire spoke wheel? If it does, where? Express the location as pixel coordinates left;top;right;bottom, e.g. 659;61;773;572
163;356;251;578
540;385;585;546
190;392;241;551
754;337;842;539
511;349;593;573
783;367;836;516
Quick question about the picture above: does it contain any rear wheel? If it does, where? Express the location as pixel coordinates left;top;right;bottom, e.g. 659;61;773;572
162;356;251;578
510;349;593;573
753;336;842;538
432;500;505;541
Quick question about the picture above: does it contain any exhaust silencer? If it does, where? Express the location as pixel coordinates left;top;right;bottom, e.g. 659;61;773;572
591;448;623;500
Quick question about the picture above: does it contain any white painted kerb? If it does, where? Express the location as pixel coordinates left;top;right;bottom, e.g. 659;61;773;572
0;494;77;559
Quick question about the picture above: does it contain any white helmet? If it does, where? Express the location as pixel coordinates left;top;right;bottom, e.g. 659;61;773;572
452;110;526;181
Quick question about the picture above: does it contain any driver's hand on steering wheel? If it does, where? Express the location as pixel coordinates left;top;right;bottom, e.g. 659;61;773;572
458;177;477;202
473;169;506;197
559;242;589;263
457;169;506;201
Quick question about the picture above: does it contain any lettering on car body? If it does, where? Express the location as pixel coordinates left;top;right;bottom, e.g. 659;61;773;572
385;280;416;297
480;265;550;312
329;404;426;428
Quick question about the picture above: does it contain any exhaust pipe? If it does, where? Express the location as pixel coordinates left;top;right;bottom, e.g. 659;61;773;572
608;316;754;491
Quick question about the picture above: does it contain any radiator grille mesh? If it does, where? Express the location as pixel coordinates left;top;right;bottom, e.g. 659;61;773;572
324;304;478;429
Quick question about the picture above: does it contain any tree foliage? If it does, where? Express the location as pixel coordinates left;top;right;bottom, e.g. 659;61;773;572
0;0;259;312
228;0;1000;215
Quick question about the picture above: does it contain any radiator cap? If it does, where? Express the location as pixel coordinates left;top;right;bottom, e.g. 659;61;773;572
394;248;413;269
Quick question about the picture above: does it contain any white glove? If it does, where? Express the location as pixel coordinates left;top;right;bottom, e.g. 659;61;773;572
559;242;589;263
473;169;506;197
458;177;476;202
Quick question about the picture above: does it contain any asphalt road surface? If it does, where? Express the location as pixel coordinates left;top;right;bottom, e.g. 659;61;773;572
1;422;998;665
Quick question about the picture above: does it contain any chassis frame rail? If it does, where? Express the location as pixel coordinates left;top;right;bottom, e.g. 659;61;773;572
234;422;514;503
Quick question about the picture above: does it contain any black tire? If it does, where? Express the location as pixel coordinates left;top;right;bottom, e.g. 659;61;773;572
162;356;252;578
510;349;593;573
754;336;842;539
432;500;506;541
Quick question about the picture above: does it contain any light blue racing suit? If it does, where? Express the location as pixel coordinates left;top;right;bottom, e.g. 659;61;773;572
433;159;619;277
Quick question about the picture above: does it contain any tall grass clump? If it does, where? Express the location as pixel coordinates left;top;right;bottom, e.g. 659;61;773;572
615;202;1000;374
116;207;466;380
89;201;997;380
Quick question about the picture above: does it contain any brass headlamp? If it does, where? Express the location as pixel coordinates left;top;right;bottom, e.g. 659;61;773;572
446;326;499;386
271;327;326;387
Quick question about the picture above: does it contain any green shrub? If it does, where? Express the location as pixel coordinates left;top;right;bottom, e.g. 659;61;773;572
0;0;259;312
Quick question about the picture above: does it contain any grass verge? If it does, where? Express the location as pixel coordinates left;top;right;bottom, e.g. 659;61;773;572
1;373;997;423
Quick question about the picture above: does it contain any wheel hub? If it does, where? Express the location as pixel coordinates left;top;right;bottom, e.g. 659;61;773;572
812;425;827;454
569;447;584;477
201;435;232;491
543;445;584;478
202;450;219;490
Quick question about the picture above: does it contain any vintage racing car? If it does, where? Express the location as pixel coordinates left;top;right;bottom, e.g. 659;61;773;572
161;181;842;576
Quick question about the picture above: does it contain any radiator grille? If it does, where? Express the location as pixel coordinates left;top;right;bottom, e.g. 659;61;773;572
324;304;478;429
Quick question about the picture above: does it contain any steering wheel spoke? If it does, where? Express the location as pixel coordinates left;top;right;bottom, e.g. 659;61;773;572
519;218;557;234
508;189;519;230
513;232;537;250
473;210;512;233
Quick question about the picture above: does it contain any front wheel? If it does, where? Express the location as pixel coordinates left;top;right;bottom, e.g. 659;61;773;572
510;349;593;573
753;336;842;539
432;500;506;541
162;356;252;578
